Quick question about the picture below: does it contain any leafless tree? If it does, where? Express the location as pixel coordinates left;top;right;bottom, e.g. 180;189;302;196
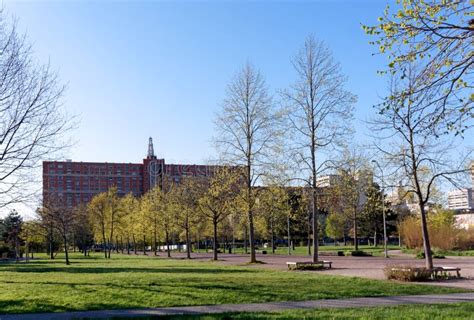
40;195;76;265
0;12;72;209
215;63;277;263
370;65;471;269
282;36;356;263
333;148;371;251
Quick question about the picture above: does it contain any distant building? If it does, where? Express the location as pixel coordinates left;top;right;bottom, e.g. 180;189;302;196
471;161;474;188
448;188;474;212
43;137;219;208
316;175;340;188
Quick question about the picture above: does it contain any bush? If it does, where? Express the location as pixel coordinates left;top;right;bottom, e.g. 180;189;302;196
415;250;445;259
297;264;325;271
384;265;432;282
346;250;373;257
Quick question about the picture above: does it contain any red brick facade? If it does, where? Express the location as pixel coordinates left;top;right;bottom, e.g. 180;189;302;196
43;138;217;207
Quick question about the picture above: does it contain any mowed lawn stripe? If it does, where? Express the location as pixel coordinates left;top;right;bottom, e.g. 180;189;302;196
0;253;466;314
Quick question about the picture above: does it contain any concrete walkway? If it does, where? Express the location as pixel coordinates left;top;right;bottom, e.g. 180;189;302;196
1;293;473;320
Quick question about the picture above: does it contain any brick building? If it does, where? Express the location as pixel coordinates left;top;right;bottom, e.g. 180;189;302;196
43;138;216;207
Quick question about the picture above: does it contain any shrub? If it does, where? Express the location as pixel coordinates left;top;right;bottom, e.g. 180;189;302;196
346;250;373;257
297;264;325;271
415;250;445;259
384;265;432;282
400;211;474;251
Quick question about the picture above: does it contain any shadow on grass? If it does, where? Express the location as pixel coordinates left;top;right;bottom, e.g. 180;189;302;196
0;265;255;274
0;298;128;315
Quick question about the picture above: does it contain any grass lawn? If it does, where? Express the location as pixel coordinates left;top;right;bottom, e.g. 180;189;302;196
151;303;474;319
0;253;465;314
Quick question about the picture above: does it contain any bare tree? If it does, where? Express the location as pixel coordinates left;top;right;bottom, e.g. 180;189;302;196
0;12;72;209
215;63;277;263
41;195;76;265
282;36;356;263
333;148;371;251
370;65;470;269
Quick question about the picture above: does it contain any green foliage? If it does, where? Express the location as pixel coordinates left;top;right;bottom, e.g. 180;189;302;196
346;250;373;257
363;0;473;133
325;213;346;240
415;250;445;260
1;210;23;253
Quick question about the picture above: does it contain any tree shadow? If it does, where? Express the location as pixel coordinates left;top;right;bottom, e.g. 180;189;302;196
0;266;255;274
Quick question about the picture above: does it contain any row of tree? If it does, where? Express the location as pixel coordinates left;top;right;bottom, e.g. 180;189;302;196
0;2;471;271
6;163;404;265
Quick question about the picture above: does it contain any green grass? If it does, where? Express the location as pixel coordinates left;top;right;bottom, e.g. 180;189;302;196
0;253;465;314
147;303;474;319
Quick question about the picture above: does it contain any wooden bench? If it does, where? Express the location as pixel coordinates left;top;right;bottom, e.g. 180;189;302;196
286;261;332;270
432;266;461;279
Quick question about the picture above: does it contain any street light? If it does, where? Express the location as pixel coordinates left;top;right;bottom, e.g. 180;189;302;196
371;159;388;258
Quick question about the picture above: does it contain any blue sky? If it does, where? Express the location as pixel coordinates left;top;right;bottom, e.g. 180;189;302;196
5;0;392;166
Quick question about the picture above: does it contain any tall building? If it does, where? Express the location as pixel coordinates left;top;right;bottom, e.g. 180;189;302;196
43;137;217;207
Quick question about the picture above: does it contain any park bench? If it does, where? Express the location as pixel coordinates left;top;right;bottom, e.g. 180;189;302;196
286;261;332;270
432;266;461;279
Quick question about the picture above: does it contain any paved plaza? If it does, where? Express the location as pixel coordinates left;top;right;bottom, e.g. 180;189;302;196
163;250;474;290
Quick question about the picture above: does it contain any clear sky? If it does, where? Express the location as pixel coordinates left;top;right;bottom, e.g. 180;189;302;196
5;0;392;165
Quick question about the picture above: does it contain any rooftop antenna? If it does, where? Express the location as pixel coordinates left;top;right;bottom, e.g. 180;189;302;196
148;137;155;158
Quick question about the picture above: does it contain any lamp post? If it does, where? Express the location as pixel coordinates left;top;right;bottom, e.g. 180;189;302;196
371;159;388;258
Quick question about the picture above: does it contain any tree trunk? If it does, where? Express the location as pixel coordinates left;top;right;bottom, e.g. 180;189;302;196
186;222;191;259
15;236;19;263
244;224;248;254
143;235;147;256
102;235;107;259
287;215;291;255
270;217;275;254
307;213;312;256
311;189;319;263
49;225;55;260
353;208;358;251
154;223;158;256
63;236;70;265
166;230;171;258
419;202;433;269
133;234;137;255
213;219;218;261
248;209;256;263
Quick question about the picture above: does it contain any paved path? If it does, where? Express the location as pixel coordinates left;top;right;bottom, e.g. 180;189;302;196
1;293;473;320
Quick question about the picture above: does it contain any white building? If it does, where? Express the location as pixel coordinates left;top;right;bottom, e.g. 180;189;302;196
471;161;474;187
448;188;474;211
316;175;340;188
